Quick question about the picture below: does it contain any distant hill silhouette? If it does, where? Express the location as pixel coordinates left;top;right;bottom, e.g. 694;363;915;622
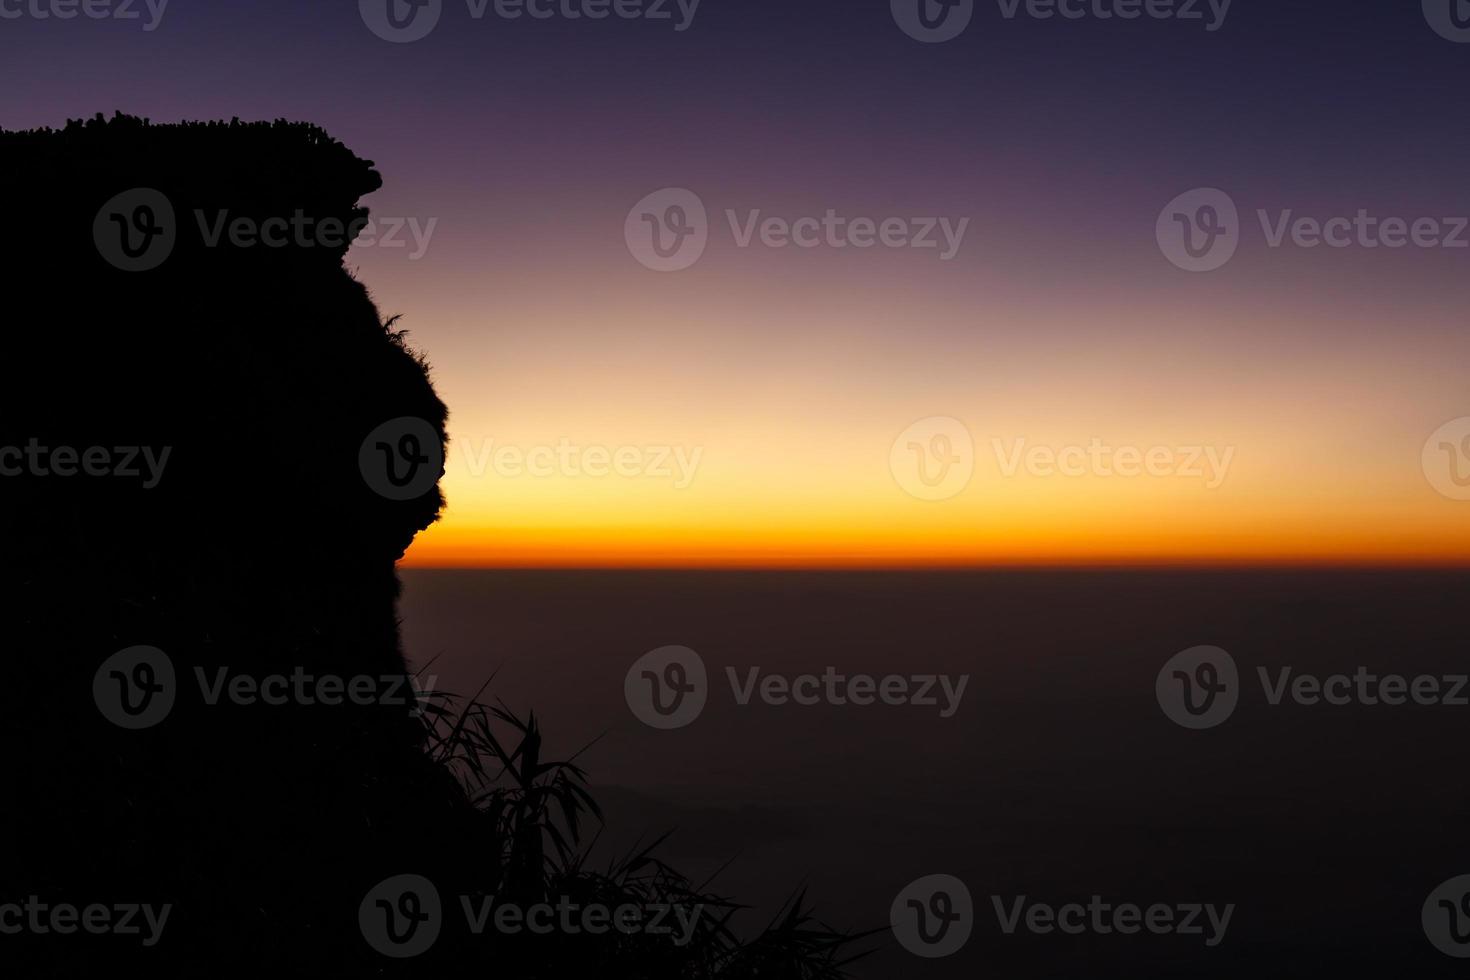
0;113;854;978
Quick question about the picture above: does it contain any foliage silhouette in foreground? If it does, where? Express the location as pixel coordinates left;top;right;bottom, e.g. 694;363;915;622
416;677;874;978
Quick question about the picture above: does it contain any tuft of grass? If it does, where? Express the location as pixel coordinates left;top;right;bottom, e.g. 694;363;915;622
414;677;876;978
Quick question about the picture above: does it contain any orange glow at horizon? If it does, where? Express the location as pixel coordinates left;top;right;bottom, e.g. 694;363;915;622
403;514;1470;569
362;216;1470;572
400;405;1470;569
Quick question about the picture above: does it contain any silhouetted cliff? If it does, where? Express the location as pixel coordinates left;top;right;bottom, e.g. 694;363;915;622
0;114;854;979
0;113;465;976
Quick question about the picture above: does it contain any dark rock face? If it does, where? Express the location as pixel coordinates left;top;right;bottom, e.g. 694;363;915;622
0;114;464;975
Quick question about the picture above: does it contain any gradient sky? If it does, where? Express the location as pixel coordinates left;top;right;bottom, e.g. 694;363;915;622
6;1;1470;566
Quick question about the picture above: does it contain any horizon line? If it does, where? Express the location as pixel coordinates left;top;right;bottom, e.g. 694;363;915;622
397;558;1470;572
